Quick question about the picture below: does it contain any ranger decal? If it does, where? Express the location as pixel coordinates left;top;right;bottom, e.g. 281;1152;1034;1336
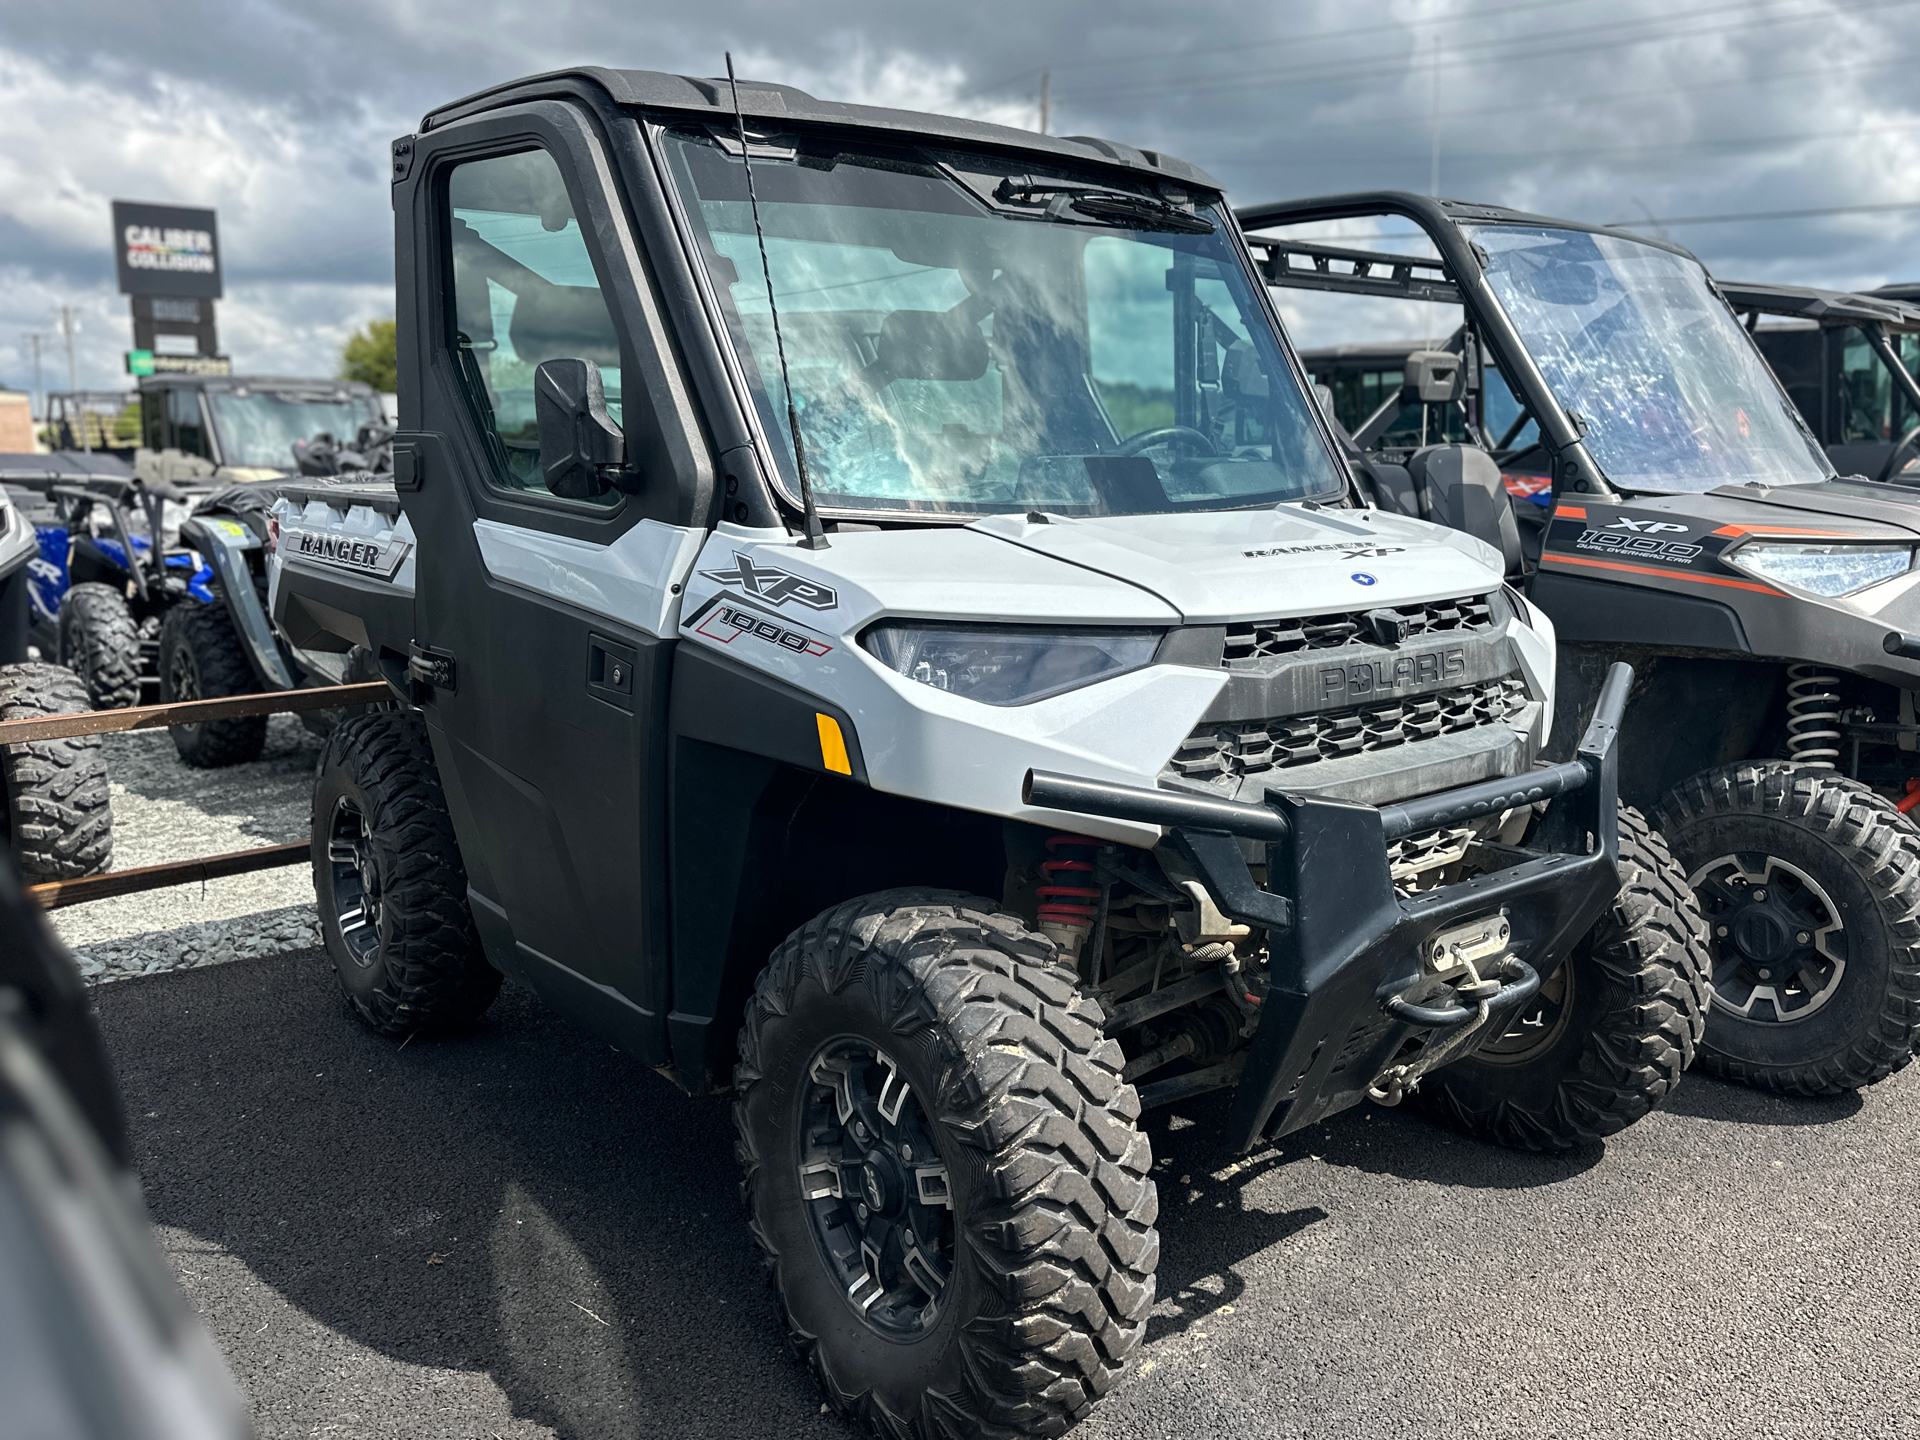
287;529;410;579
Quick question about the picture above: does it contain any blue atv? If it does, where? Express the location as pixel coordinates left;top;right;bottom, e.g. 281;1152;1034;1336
5;458;292;767
0;460;113;880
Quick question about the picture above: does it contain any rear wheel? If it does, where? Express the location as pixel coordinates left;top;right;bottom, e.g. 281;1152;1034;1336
1653;762;1920;1095
312;711;499;1035
735;890;1157;1438
57;583;142;710
1414;804;1710;1150
0;662;112;880
158;601;265;767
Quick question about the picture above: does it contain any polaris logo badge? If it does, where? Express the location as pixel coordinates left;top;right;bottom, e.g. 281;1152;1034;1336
288;529;410;579
700;551;839;610
1321;648;1467;703
1351;572;1377;586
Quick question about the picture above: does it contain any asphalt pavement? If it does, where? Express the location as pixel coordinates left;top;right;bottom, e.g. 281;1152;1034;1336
95;948;1920;1440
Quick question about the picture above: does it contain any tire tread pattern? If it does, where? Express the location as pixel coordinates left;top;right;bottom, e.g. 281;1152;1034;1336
0;662;112;879
314;711;499;1034
160;600;266;767
1420;804;1711;1151
57;583;142;710
734;889;1158;1440
1654;761;1920;1095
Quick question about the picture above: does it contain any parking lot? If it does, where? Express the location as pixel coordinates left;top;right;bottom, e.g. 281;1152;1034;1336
92;939;1920;1440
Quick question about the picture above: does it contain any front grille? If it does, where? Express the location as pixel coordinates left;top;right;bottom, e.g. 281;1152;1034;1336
1168;675;1530;781
1223;594;1497;668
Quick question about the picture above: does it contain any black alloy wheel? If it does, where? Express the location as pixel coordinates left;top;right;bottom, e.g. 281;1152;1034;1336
1687;852;1846;1024
1655;763;1920;1095
797;1039;955;1339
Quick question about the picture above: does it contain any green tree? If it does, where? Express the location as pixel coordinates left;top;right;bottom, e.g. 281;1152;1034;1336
340;318;398;392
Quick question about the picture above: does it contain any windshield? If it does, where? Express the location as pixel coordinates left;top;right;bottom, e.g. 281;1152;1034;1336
1468;225;1832;493
660;130;1341;516
208;391;382;469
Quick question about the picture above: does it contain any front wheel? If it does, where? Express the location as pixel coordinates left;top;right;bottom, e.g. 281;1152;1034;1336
1653;762;1920;1095
1414;804;1711;1151
57;583;142;709
158;601;265;767
734;890;1157;1438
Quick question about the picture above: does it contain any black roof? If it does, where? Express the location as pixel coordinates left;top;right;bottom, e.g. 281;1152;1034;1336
1237;191;1699;260
1717;281;1920;330
417;66;1219;192
136;375;376;395
0;451;134;482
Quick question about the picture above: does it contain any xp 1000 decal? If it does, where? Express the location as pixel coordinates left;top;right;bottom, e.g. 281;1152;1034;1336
1539;503;1864;596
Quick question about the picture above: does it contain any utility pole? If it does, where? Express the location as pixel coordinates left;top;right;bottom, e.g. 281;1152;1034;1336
24;332;44;425
1039;70;1050;136
57;305;88;453
1428;32;1443;198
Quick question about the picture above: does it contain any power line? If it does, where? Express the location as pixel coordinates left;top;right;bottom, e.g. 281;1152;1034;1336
1056;0;1920;107
1612;199;1920;227
1259;47;1916;140
951;0;1609;100
1274;116;1920;171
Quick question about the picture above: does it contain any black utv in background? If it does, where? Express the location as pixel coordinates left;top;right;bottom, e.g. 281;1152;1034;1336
1725;281;1920;484
1242;192;1920;1096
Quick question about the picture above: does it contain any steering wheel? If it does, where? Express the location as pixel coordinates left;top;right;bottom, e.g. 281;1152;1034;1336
1113;425;1220;458
1875;422;1920;483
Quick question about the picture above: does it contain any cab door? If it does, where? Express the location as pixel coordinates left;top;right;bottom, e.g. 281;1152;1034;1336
394;103;709;1063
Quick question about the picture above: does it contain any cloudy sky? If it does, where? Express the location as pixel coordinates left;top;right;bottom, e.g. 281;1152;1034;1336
2;0;1917;399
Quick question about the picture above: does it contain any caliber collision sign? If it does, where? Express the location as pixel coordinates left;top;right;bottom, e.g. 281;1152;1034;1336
111;201;222;299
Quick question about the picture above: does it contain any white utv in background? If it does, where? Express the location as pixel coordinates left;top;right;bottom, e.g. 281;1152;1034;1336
270;69;1707;1438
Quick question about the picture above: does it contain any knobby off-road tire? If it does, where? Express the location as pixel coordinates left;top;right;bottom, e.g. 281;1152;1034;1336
57;583;142;710
735;890;1158;1439
312;711;499;1035
158;600;265;767
1653;762;1920;1095
1415;804;1711;1151
0;662;112;880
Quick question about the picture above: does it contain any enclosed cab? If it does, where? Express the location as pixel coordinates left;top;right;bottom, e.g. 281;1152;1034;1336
272;74;1706;1436
1722;280;1920;483
134;374;383;485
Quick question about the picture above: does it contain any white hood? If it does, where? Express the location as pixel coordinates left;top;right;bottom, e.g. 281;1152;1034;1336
969;505;1504;623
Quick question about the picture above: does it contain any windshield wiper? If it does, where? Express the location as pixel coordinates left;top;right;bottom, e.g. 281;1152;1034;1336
992;178;1216;234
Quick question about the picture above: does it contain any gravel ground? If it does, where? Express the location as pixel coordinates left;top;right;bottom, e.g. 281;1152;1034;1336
52;714;324;982
94;951;1920;1440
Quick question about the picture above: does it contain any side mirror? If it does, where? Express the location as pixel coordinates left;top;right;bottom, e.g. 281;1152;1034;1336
534;358;627;499
1403;351;1464;404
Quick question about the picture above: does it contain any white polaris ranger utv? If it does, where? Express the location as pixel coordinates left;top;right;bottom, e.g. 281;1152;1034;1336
269;67;1707;1438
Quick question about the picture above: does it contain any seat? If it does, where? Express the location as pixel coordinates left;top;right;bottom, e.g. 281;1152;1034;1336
1408;444;1521;574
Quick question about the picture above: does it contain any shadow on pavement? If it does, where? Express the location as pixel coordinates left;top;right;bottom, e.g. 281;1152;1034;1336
1146;1085;1604;1200
94;949;845;1440
1660;1069;1866;1126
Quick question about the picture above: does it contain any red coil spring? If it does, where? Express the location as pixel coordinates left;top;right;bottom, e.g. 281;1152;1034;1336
1037;833;1101;928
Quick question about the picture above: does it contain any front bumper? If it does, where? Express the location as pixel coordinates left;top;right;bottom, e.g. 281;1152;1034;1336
1025;662;1631;1153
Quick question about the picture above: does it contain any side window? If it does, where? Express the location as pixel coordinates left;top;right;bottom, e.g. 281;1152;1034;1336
445;148;623;503
167;387;207;457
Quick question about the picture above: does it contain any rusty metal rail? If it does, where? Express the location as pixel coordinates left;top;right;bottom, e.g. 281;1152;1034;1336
0;680;391;746
8;680;396;909
28;842;311;911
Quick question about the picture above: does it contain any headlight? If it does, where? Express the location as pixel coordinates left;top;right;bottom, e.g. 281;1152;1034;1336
1727;542;1915;598
862;621;1161;705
